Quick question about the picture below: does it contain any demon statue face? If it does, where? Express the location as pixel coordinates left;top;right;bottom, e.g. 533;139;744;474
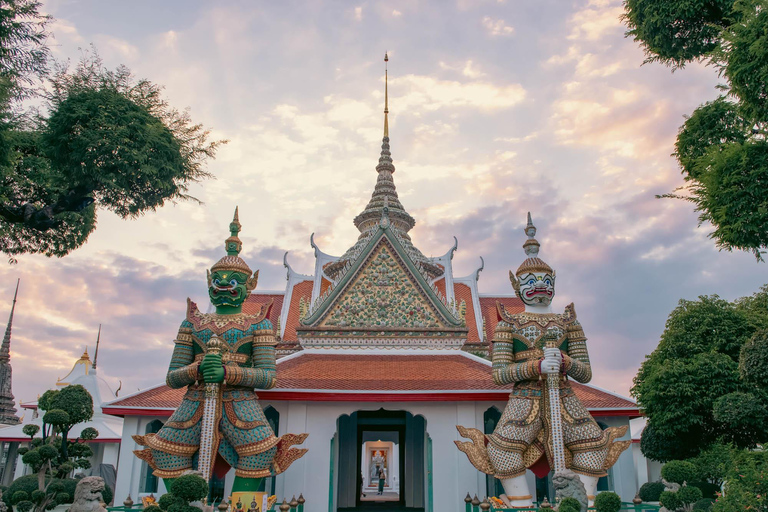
206;207;258;310
510;212;555;308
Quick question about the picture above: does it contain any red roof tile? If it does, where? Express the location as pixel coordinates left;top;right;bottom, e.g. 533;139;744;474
244;293;284;326
280;280;313;342
479;296;523;340
104;353;636;413
454;283;481;343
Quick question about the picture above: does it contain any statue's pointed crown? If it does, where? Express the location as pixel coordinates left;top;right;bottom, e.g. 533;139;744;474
515;212;554;276
211;207;253;275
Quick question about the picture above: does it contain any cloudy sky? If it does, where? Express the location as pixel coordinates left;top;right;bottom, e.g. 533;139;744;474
3;0;767;408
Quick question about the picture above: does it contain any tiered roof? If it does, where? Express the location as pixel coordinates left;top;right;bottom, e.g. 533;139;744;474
102;350;639;415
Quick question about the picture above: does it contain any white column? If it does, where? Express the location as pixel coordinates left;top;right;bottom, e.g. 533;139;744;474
114;416;141;503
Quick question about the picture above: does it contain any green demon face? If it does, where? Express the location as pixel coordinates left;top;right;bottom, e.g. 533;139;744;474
208;270;249;307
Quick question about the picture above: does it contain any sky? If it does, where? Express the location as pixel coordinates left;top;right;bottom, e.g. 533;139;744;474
3;0;768;408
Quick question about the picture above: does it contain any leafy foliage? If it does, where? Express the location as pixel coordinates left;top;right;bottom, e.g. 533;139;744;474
639;481;666;502
622;0;736;67
13;385;98;512
692;498;715;511
557;497;581;512
712;391;768;446
712;450;767;511
740;329;768;385
679;485;704;506
689;444;731;487
662;460;699;485
635;290;768;460
660;490;682;511
0;0;223;259
623;0;768;258
0;0;49;100
168;475;208;504
594;492;622;512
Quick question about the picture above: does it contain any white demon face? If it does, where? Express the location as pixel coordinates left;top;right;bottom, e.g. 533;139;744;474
517;271;555;307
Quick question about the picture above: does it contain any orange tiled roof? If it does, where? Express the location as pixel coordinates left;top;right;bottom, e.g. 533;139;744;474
480;296;523;340
454;283;481;343
281;280;313;342
103;353;637;413
243;293;284;326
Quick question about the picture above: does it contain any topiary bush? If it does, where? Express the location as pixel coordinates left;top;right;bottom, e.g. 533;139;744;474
660;490;682;511
662;460;699;485
693;497;715;511
639;481;666;502
168;475;208;504
679;485;704;508
594;492;621;512
559;497;582;512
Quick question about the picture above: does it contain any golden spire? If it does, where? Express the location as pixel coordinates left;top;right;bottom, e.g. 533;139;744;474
384;52;389;138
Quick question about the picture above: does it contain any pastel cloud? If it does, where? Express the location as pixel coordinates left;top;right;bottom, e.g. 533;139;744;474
6;0;766;404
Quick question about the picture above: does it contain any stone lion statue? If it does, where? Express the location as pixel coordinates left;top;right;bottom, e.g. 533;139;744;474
70;476;107;512
553;470;588;512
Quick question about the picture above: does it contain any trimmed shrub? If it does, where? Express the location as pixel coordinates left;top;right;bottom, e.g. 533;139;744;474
693;497;715;511
662;460;699;485
660;490;682;511
679;485;703;506
639;481;666;502
559;497;582;511
594;492;621;512
169;474;208;504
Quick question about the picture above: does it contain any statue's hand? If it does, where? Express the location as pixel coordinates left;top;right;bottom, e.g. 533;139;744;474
201;353;225;383
541;348;562;374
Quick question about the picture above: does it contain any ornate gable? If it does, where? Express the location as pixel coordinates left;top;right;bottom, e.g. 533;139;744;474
297;227;467;349
320;240;443;328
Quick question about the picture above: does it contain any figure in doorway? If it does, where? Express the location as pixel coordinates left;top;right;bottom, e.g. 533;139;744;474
377;466;386;495
369;450;385;485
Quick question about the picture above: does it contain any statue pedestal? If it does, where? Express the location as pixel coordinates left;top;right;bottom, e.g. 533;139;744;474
230;492;275;512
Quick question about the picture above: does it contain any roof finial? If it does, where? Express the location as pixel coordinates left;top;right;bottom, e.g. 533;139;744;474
384;52;389;139
225;206;243;256
92;324;101;369
0;279;19;361
523;212;540;257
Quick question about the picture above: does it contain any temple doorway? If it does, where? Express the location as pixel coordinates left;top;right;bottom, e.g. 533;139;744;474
336;410;426;512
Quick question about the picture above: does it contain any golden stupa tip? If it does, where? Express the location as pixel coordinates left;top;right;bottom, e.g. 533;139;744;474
384;53;389;138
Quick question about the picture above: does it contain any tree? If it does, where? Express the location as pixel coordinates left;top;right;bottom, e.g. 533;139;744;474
15;385;98;512
0;0;50;100
0;1;223;259
634;290;768;461
622;0;736;68
623;0;768;259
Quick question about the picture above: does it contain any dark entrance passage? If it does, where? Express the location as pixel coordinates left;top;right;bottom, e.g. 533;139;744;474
337;410;426;512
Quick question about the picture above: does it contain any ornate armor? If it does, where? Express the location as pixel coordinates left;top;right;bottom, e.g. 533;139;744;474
133;209;307;481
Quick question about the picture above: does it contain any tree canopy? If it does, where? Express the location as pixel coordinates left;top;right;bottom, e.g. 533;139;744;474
633;286;768;461
0;1;223;259
623;0;768;259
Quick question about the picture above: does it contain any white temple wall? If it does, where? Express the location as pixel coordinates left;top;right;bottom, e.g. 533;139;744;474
595;416;635;502
259;399;506;512
109;405;637;512
114;415;169;504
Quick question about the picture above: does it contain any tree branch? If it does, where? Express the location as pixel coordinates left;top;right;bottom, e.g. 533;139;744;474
0;187;94;230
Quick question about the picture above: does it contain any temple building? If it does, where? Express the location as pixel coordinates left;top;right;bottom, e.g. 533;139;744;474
0;338;123;491
104;59;641;512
